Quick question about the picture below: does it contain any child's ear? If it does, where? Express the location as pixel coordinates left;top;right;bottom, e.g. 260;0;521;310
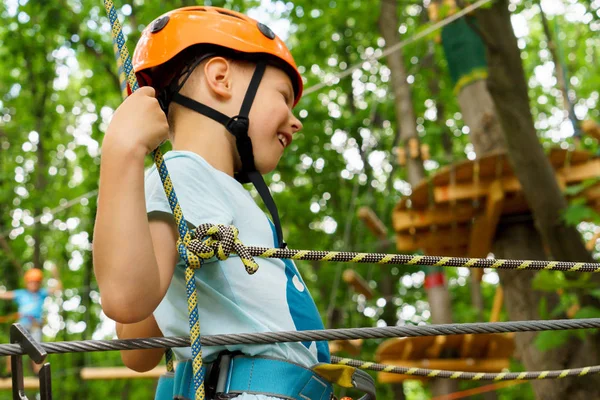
204;57;233;99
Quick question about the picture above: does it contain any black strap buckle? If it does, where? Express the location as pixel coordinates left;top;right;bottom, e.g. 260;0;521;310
206;351;243;399
226;115;249;137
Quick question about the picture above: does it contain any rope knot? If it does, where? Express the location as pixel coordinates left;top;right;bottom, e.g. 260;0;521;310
188;224;258;275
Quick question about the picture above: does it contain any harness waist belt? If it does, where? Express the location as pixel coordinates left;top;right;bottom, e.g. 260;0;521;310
225;356;333;400
161;356;333;400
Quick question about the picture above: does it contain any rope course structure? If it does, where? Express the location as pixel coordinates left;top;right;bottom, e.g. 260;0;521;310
3;1;599;400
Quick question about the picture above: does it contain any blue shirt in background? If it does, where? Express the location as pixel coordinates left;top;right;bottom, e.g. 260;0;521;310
13;288;48;329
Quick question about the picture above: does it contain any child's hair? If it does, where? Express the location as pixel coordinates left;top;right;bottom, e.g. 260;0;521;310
151;45;254;130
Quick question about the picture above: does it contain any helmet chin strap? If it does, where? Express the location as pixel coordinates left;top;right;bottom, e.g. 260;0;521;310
171;61;287;248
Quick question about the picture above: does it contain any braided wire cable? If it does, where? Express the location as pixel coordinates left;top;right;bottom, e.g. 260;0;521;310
102;1;204;397
2;318;599;356
187;225;600;273
330;356;600;381
3;319;600;381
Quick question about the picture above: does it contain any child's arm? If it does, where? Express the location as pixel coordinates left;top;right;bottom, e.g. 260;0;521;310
47;266;62;296
0;291;15;300
93;87;176;324
116;315;165;372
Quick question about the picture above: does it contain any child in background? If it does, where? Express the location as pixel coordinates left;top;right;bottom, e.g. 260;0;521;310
0;267;62;374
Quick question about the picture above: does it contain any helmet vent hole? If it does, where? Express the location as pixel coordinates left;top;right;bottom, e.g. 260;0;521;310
215;9;245;20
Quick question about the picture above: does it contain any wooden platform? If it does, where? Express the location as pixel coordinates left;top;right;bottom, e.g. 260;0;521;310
393;149;600;257
329;339;364;355
0;376;40;390
375;333;515;383
80;366;166;380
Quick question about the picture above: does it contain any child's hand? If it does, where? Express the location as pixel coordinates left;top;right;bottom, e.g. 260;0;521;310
50;265;60;278
105;86;169;155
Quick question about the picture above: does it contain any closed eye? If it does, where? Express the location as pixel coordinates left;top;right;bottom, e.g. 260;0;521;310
281;92;292;107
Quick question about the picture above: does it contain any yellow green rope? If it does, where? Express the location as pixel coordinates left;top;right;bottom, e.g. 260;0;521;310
103;1;205;398
332;356;600;381
189;225;600;273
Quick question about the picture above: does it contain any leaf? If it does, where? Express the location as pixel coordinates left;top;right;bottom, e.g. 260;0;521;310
564;178;600;196
562;199;600;226
574;306;600;319
534;330;573;351
590;289;600;300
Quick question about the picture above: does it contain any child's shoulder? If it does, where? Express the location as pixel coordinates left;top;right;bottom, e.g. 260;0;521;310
144;151;241;223
155;150;212;172
146;151;223;186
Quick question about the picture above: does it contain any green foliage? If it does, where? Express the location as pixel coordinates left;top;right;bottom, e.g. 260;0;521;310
562;198;600;226
534;329;574;352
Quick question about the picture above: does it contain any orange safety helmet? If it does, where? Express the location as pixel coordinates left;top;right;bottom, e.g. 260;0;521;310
132;6;302;248
24;268;43;283
132;6;303;106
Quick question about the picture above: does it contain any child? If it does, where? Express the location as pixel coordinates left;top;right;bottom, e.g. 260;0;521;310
93;6;333;400
0;267;62;374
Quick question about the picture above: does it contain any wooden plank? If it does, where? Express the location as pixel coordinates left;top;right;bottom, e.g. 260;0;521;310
0;377;39;390
489;286;504;323
400;340;415;361
80;366;166;380
377;358;511;384
558;159;600;184
423;245;469;257
431;152;510;187
375;337;437;362
486;335;515;359
582;120;600;141
395;234;421;252
460;334;496;358
342;270;373;299
396;226;470;252
424;336;447;359
398;150;595;211
468;180;505;260
429;160;592;206
547;148;591;167
434;176;519;205
357;207;388;240
393;203;477;232
329;339;363;356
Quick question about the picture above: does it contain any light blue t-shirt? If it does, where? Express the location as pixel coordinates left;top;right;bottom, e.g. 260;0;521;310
13;288;48;328
145;151;330;369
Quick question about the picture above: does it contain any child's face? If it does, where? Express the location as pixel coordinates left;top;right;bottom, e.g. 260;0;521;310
245;66;303;174
26;280;41;292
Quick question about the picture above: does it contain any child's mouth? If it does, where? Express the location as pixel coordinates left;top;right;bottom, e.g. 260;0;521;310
277;133;289;148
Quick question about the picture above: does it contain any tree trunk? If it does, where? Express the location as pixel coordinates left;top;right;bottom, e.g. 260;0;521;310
473;1;600;398
494;220;600;400
379;0;456;396
378;1;426;186
457;80;505;155
475;0;593;265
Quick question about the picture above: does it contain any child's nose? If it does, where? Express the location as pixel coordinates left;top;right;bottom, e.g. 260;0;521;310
290;114;303;133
